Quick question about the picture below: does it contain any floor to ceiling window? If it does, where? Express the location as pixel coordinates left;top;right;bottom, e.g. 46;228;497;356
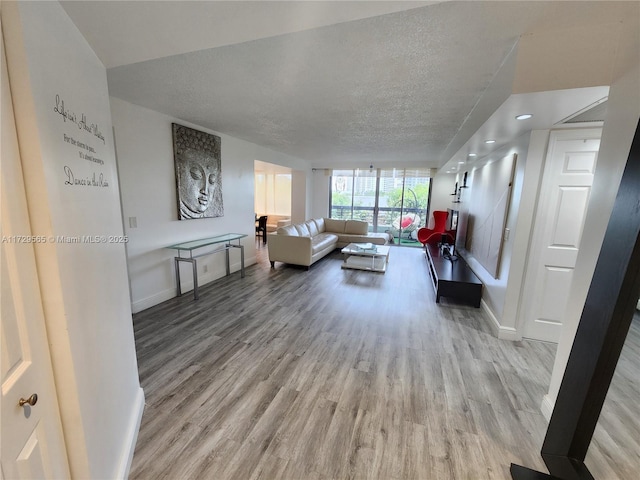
330;167;433;246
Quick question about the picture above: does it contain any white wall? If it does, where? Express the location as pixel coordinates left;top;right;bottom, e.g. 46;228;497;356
310;168;331;219
291;169;310;223
3;3;143;478
110;97;310;312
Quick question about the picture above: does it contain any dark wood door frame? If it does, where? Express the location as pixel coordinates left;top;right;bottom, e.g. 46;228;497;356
511;119;640;480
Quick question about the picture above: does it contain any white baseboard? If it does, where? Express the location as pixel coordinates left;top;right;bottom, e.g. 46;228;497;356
115;387;145;479
131;256;257;313
540;393;554;422
497;325;519;341
131;287;177;313
481;299;500;336
481;299;520;341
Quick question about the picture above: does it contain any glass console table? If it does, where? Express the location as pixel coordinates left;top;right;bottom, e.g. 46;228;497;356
166;233;247;300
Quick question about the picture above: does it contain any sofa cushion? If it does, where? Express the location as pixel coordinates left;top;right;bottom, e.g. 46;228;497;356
294;223;310;237
338;233;389;245
306;220;319;237
345;220;368;235
368;232;392;244
277;225;299;236
313;218;326;233
311;233;339;254
324;218;346;233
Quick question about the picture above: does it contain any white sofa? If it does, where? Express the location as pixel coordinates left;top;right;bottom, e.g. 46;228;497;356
268;217;391;268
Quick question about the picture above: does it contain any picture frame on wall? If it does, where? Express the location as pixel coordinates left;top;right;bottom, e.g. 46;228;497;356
172;123;224;220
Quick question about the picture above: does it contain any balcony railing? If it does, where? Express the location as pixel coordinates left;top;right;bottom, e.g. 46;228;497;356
330;205;427;234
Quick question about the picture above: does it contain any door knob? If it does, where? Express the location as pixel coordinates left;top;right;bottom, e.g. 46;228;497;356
18;393;38;407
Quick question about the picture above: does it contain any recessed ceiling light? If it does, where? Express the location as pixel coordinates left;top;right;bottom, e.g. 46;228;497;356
468;153;477;157
516;114;533;120
485;139;496;144
458;161;465;164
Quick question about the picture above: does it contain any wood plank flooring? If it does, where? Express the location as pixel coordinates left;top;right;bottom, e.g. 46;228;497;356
130;244;558;479
586;312;640;479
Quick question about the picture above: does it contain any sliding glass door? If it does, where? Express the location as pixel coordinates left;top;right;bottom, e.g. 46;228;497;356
330;168;432;246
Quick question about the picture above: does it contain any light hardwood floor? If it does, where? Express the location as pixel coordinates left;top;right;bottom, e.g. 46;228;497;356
130;244;559;479
586;311;640;479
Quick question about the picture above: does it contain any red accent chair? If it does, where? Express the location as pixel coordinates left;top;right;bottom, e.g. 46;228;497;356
417;211;455;247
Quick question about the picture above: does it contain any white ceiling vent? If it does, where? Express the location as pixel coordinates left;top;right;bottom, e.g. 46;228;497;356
558;97;608;124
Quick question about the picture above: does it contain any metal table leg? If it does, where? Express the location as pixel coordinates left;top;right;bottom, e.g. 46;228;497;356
175;257;199;300
192;258;199;300
240;244;245;278
174;257;182;296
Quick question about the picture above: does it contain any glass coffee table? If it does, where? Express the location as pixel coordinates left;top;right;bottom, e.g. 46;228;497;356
341;243;390;273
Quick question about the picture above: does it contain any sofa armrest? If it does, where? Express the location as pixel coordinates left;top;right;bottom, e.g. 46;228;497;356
268;233;313;266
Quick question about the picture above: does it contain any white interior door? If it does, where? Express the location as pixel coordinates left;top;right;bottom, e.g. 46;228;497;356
1;29;70;479
521;129;601;342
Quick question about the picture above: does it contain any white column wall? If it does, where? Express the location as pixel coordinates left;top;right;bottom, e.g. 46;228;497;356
291;169;309;223
3;3;143;478
501;130;550;337
310;169;331;219
542;62;640;419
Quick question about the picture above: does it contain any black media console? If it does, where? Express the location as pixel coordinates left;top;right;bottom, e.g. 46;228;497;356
425;243;482;307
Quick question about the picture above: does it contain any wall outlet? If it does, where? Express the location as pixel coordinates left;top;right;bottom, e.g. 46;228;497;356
128;216;137;228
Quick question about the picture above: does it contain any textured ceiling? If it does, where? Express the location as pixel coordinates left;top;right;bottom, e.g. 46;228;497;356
61;1;436;68
62;1;638;169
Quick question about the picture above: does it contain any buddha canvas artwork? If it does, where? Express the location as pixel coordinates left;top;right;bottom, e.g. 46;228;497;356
172;123;223;220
